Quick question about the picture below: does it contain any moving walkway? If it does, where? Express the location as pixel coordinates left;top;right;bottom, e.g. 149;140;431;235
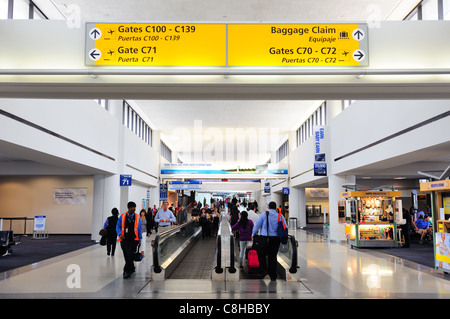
151;214;299;281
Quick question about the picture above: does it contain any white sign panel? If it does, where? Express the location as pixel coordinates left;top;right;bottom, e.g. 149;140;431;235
33;216;46;231
53;188;87;205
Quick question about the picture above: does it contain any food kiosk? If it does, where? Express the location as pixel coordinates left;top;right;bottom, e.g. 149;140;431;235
340;190;402;248
419;179;450;273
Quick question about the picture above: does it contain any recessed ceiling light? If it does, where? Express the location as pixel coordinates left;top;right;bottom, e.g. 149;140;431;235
394;177;407;180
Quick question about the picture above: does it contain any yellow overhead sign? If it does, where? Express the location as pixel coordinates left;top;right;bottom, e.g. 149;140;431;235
420;180;450;191
85;23;227;66
228;24;368;67
340;191;401;198
85;23;368;67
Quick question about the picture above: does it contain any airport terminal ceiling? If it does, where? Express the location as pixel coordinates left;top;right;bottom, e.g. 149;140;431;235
49;0;400;22
1;0;448;191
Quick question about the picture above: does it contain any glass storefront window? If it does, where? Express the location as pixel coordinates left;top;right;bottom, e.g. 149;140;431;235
0;0;8;19
421;0;439;20
12;0;30;19
444;0;450;19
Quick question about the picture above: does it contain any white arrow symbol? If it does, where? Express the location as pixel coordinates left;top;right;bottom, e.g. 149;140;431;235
89;48;101;61
352;50;365;62
352;28;365;41
89;28;102;40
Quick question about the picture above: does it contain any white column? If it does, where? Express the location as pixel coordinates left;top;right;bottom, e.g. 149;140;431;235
149;185;160;208
328;174;355;242
327;99;350;241
326;100;342;122
298;187;306;228
91;100;128;241
289;186;306;229
92;174;121;241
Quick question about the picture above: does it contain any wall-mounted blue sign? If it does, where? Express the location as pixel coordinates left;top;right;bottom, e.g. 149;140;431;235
120;174;132;186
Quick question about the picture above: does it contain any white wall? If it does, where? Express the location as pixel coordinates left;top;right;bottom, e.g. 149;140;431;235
0;176;93;234
330;100;450;174
0;98;161;234
289;99;450;187
0;98;118;173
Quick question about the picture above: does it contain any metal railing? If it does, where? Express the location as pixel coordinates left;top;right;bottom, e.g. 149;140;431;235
213;214;237;280
214;216;224;274
277;234;298;276
152;220;200;276
151;213;298;281
0;217;33;235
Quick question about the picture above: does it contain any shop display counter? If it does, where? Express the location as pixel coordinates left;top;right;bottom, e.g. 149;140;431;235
420;179;450;273
340;191;402;248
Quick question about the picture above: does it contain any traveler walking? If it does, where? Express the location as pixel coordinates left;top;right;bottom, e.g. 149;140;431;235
246;204;259;224
251;201;287;281
211;206;221;236
116;201;142;279
103;207;119;256
176;205;188;225
199;208;211;238
139;209;151;253
154;201;176;229
400;208;412;248
231;211;254;268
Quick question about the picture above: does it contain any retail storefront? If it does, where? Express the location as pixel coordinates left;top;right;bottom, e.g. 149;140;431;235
420;180;450;273
340;191;402;248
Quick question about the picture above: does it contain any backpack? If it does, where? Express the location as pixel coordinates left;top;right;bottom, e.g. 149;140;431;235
277;212;288;245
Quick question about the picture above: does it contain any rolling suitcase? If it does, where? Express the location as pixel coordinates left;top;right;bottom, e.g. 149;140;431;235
247;248;260;274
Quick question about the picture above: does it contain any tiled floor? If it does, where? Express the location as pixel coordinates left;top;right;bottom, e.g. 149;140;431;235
0;229;449;299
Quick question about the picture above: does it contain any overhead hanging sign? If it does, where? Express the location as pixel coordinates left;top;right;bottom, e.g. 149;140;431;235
160;163;288;177
85;23;227;66
420;180;450;191
313;125;327;176
228;23;368;67
85;22;368;67
168;181;202;191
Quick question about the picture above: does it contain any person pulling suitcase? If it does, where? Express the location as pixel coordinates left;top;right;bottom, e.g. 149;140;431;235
251;201;287;281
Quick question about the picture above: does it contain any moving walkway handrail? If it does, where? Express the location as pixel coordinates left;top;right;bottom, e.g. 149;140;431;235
152;219;196;274
214;215;224;274
287;234;298;274
225;217;237;273
214;213;237;274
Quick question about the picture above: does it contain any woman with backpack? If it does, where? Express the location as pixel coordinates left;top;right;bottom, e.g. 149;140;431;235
231;211;254;268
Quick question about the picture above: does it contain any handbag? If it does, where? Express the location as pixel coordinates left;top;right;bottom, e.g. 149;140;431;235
277;212;288;245
133;245;144;262
99;235;107;246
99;228;108;237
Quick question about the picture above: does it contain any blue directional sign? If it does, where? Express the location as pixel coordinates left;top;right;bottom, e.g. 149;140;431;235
264;182;271;194
120;174;132;186
282;187;290;195
314;163;327;176
159;183;168;201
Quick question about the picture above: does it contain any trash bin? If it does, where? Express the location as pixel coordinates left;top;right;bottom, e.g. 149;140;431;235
323;223;330;241
288;217;297;230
